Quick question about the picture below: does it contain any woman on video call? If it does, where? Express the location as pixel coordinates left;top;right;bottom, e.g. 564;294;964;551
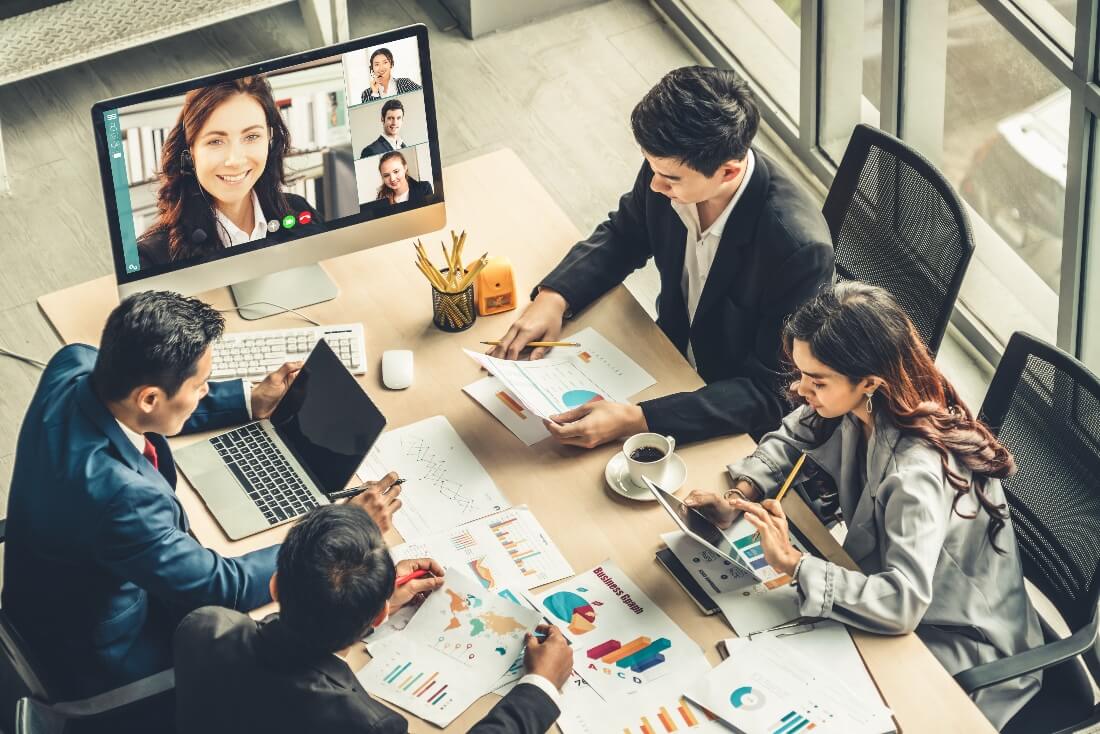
137;75;321;268
360;47;421;102
374;150;432;206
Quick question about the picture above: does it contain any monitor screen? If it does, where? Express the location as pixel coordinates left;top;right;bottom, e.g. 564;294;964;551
92;24;442;287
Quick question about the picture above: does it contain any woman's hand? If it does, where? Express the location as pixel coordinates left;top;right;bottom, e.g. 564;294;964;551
683;490;740;528
733;498;802;575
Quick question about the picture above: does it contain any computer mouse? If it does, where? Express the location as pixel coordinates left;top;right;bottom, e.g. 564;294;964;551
381;350;414;390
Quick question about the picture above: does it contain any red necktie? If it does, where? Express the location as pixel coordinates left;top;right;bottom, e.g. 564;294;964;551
142;437;159;471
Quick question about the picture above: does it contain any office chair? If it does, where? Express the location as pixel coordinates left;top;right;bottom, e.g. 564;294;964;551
0;529;174;733
822;123;975;356
953;332;1100;734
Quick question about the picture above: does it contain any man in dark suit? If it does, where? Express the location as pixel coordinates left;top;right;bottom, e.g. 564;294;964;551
360;99;407;159
2;291;403;698
490;66;834;446
174;505;570;733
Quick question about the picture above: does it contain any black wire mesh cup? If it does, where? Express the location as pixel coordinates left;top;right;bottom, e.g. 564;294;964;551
431;270;476;332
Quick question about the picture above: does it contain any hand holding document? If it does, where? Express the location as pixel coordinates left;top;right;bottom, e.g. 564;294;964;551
464;328;656;444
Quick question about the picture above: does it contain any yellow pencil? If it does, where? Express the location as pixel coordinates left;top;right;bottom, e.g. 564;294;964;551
774;453;807;503
479;340;581;347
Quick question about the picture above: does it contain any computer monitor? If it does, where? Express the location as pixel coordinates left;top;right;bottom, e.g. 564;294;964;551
91;24;444;318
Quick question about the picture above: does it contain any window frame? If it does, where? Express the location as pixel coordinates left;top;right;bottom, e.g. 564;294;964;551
653;0;1100;372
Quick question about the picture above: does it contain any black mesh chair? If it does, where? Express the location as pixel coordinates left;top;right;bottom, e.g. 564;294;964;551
953;332;1100;734
822;123;975;356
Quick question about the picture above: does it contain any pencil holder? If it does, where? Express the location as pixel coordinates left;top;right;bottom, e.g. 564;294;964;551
431;270;476;332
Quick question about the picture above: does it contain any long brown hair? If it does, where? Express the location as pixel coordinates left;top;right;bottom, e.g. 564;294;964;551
375;150;409;203
784;282;1015;550
141;76;292;262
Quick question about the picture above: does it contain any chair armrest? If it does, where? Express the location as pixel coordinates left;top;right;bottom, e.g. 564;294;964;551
50;668;174;717
955;620;1097;693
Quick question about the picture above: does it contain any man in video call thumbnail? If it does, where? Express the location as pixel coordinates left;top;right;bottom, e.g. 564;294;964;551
360;99;406;159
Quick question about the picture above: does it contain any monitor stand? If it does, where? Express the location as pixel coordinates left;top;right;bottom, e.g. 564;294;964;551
230;263;339;320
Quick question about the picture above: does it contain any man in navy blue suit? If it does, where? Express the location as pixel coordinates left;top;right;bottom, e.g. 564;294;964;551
2;291;403;698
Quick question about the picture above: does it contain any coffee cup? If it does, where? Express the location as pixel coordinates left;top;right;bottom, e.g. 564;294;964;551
622;433;676;489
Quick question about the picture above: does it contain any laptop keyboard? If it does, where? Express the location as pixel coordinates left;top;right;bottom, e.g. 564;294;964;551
210;423;321;525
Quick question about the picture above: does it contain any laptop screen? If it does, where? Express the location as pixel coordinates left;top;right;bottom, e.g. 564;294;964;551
269;339;386;493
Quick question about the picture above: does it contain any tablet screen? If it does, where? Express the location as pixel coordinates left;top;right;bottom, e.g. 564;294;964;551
644;478;760;579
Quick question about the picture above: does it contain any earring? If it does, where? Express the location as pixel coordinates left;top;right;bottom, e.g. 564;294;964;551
865;392;874;414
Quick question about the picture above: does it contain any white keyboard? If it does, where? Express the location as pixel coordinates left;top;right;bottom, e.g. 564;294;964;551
211;323;366;381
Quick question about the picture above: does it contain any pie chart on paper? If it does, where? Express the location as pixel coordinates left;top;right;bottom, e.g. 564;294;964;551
730;685;766;711
562;389;603;408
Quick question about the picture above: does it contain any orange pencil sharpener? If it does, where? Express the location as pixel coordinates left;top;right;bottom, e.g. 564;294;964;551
475;256;517;316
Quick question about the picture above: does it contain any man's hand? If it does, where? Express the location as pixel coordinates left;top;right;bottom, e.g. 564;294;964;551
250;361;304;420
346;471;404;532
488;289;568;361
735;498;802;575
523;624;572;690
543;400;647;449
389;558;445;611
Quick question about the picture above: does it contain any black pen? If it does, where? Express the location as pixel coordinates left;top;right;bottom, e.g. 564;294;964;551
329;477;405;501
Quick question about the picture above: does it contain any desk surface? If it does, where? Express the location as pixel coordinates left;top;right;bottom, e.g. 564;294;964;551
38;148;995;733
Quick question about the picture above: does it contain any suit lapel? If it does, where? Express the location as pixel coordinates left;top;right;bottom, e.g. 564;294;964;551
654;198;690;352
690;150;771;324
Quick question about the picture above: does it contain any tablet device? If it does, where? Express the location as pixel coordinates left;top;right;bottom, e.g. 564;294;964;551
643;477;763;580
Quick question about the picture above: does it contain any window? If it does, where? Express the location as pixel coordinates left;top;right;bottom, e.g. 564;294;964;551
945;0;1067;343
681;0;801;122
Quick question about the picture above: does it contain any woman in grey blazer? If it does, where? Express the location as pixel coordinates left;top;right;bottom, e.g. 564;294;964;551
686;282;1042;730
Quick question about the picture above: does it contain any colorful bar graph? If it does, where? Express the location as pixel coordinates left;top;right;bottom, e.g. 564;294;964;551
632;654;665;673
640;717;655;734
601;636;652;663
413;672;438;697
451;529;476;550
384;661;411;684
429;685;449;706
587;639;622;659
615;638;671;669
678;699;698;726
401;672;423;691
771;710;814;734
657;707;678;732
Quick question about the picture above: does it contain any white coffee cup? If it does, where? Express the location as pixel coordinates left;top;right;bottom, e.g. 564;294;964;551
622;433;676;489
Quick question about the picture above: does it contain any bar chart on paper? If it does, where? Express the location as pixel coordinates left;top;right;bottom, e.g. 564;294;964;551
358;637;478;727
622;697;719;734
732;533;792;590
487;507;573;587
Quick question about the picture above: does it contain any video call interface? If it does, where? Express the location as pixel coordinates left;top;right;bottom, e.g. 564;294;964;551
101;34;436;276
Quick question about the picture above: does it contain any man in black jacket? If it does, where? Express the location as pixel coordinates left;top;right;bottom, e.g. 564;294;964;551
490;66;833;445
174;505;569;733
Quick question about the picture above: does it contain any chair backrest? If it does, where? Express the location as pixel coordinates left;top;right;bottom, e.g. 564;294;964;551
979;331;1100;632
14;697;65;734
0;611;52;732
823;124;975;355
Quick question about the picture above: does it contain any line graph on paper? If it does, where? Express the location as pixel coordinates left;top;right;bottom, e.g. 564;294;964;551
359;416;509;541
399;436;478;512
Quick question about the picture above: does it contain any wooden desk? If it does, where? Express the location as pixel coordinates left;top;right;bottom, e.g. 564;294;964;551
38;148;995;733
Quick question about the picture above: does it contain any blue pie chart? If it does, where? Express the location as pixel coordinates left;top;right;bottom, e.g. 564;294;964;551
730;685;765;710
562;389;601;408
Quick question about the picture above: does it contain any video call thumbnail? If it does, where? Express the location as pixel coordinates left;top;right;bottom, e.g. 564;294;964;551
101;32;437;277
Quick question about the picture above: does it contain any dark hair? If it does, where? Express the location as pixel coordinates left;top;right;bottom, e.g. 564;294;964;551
784;282;1015;550
630;66;759;176
370;48;394;68
92;291;224;402
376;150;410;202
276;505;395;654
140;76;291;262
380;98;404;119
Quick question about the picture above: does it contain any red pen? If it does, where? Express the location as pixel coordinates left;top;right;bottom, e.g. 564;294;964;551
395;569;431;587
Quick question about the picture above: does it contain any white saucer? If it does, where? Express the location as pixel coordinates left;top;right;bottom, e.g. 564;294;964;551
604;451;687;502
